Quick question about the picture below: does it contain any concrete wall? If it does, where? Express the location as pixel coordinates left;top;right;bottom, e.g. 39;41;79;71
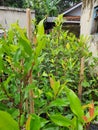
0;6;35;29
80;1;98;57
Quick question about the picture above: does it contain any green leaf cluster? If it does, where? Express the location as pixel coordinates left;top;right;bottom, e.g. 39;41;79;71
0;15;98;130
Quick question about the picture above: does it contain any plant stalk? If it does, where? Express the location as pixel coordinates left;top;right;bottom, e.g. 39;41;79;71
78;57;84;100
26;8;34;114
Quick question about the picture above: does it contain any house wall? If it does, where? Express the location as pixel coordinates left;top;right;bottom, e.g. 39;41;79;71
0;7;35;29
80;1;98;58
66;6;82;16
63;24;80;37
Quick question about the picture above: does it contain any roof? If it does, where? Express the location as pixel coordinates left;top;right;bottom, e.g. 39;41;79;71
62;2;82;15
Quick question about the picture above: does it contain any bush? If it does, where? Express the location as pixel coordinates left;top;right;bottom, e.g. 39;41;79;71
0;15;98;129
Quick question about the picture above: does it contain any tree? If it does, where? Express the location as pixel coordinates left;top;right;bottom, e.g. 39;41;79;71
24;0;81;22
24;0;61;22
0;0;24;8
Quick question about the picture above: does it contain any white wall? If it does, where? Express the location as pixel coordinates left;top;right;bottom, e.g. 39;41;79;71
80;1;98;57
0;7;35;29
67;6;82;16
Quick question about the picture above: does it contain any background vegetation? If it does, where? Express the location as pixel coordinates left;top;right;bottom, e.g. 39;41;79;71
0;0;81;21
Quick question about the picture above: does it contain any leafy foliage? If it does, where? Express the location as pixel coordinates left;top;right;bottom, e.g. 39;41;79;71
0;15;98;130
0;111;19;130
0;0;24;8
0;19;47;129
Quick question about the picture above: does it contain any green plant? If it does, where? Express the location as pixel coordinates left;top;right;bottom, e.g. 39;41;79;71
49;81;98;130
0;14;98;130
36;15;93;102
0;19;47;129
25;77;98;130
0;110;19;130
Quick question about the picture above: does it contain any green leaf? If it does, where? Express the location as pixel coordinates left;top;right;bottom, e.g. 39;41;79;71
65;87;84;122
0;56;3;72
77;122;83;130
13;48;21;62
19;37;32;56
50;114;71;127
0;103;9;110
49;98;69;107
66;43;70;50
94;107;98;117
71;117;83;130
35;34;46;60
49;76;60;97
82;80;90;87
55;14;63;26
37;19;45;35
26;114;41;130
43;123;59;130
0;44;3;72
11;23;32;56
0;96;8;102
40;117;49;128
30;114;41;130
24;55;34;74
0;111;19;130
35;18;46;59
42;71;48;77
3;74;15;87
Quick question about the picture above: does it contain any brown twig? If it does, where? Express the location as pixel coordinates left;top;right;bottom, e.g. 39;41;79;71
26;8;35;114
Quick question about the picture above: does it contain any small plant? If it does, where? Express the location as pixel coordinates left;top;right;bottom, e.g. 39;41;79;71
0;19;47;129
25;77;98;130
